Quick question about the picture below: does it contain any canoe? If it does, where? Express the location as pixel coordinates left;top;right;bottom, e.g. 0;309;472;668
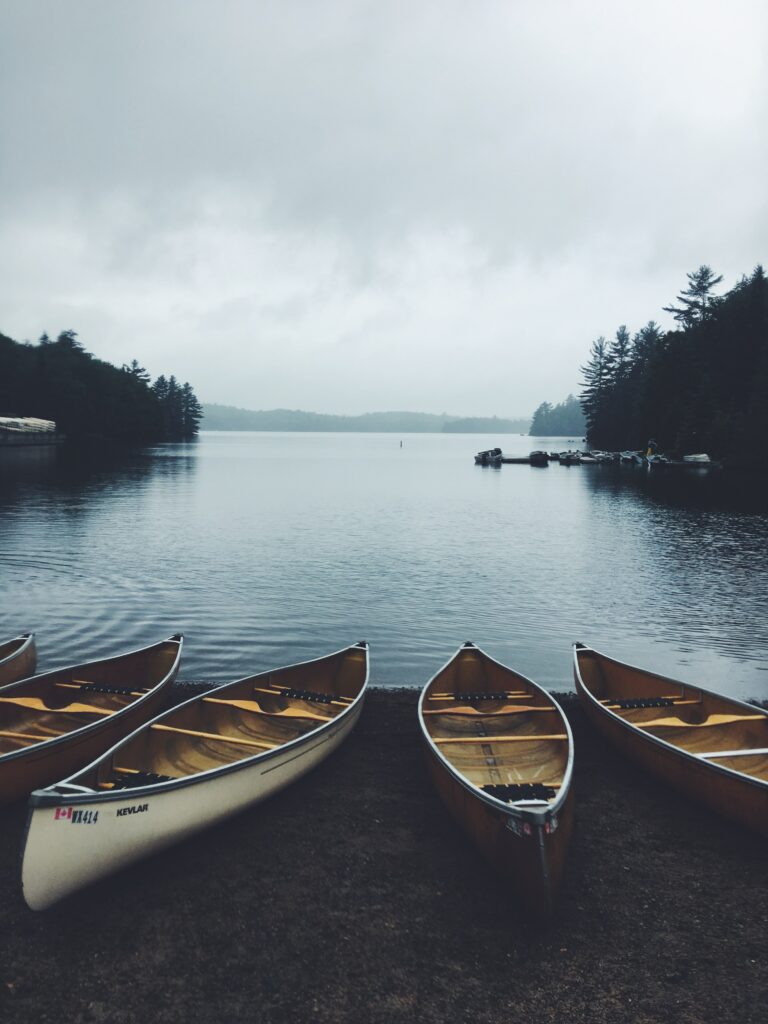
0;634;182;806
418;642;574;916
573;643;768;836
0;633;37;687
21;640;369;910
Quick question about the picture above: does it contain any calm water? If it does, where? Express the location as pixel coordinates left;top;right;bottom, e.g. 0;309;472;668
1;432;767;698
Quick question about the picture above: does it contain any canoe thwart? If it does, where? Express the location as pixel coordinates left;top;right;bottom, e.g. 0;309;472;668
0;728;52;743
150;723;279;749
482;782;558;802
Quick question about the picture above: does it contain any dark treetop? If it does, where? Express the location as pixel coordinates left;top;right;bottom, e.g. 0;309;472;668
579;264;768;464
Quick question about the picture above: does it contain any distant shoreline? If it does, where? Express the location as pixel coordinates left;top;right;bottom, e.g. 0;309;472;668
202;404;531;434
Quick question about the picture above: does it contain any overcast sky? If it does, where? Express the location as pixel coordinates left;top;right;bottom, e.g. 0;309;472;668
1;2;765;416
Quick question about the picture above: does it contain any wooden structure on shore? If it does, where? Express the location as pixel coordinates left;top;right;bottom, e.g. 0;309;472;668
0;417;65;447
419;642;574;916
573;643;768;836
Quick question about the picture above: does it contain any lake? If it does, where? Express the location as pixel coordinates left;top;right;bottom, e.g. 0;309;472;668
1;432;766;698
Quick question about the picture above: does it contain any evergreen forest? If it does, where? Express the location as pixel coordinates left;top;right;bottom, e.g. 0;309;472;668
0;330;202;443
529;394;585;436
579;265;768;464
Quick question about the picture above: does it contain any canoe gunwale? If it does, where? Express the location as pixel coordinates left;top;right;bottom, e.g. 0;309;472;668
418;642;574;826
572;642;768;794
29;640;370;808
0;633;35;675
0;635;184;766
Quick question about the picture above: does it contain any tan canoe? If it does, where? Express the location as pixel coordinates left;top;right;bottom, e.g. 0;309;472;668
22;640;369;910
418;642;574;917
573;643;768;836
0;634;183;805
0;633;37;687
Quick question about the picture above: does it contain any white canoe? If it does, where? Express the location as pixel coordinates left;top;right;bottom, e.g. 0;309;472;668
21;640;369;910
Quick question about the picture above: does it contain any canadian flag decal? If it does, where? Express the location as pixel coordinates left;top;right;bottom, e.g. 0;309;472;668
54;807;73;820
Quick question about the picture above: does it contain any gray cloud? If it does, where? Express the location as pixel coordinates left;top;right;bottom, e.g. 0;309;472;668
1;1;765;414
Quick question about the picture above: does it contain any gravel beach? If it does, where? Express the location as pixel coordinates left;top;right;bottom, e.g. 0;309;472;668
0;688;765;1024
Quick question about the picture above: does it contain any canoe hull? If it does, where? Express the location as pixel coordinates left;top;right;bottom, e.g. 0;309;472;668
0;634;37;688
574;647;768;837
1;682;174;805
0;636;182;805
424;744;574;916
22;696;363;910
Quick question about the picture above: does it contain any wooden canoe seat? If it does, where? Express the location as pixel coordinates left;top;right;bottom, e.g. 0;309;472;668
423;706;556;717
430;690;528;700
0;695;112;716
203;696;332;722
252;686;350;708
637;713;765;729
150;723;278;750
102;767;176;789
600;696;698;709
482;782;559;801
433;734;568;744
63;680;146;696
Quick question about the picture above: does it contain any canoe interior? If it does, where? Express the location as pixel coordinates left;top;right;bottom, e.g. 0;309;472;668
0;633;36;687
70;644;368;790
0;635;29;663
0;639;181;757
422;646;569;803
576;647;768;784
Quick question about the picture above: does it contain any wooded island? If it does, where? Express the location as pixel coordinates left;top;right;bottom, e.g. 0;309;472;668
0;330;202;443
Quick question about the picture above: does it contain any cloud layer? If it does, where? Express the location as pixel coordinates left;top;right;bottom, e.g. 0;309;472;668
1;1;765;414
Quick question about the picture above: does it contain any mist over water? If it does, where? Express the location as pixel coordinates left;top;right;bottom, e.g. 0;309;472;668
1;432;766;699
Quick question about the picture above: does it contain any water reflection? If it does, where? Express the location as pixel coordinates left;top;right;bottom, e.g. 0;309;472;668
0;434;766;699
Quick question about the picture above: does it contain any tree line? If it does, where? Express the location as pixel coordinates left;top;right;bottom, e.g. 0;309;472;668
579;265;768;463
0;330;203;443
529;394;585;436
203;404;531;434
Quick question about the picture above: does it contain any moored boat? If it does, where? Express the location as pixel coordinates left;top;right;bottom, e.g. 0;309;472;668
418;643;574;916
22;640;369;910
0;633;37;687
573;643;768;836
0;635;182;806
475;447;503;465
529;450;549;466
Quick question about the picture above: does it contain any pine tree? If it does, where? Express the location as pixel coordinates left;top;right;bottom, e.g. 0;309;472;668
663;265;724;328
181;382;203;439
579;336;610;442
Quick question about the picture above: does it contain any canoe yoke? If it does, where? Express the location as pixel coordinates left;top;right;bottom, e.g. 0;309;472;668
278;688;336;705
75;684;146;696
607;697;675;710
100;769;175;790
452;692;510;703
482;783;557;803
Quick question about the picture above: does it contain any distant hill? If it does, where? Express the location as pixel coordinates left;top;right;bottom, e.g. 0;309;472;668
203;404;531;434
529;394;586;436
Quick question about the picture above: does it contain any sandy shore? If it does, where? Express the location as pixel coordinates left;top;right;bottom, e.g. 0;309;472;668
0;689;765;1024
